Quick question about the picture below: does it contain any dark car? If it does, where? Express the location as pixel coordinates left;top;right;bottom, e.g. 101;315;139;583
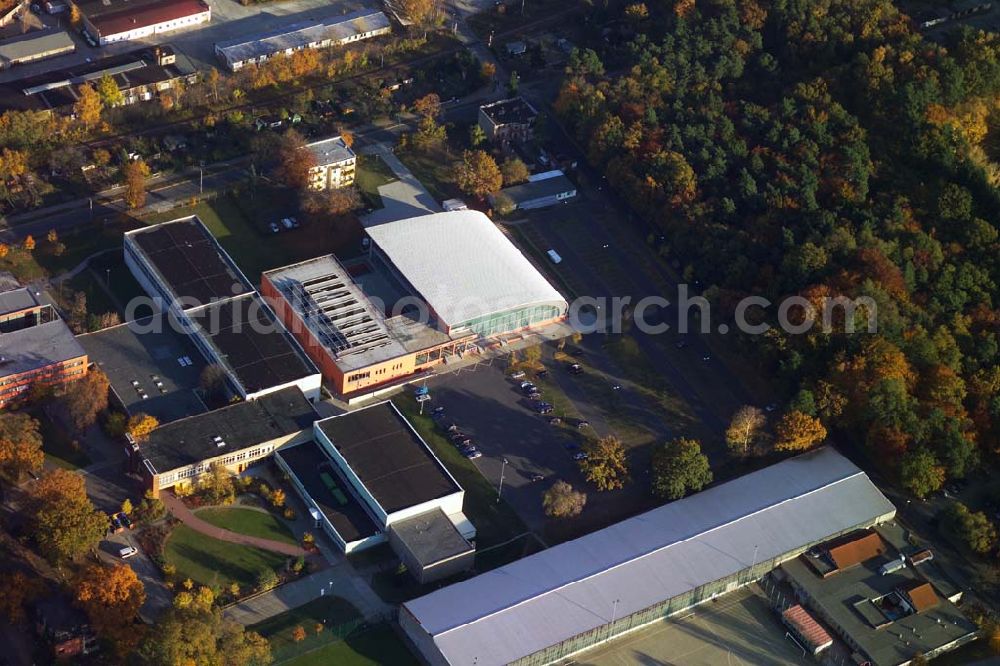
109;515;123;533
536;369;549;379
462;447;482;460
576;420;591;429
117;512;132;530
567;363;583;375
547;416;562;426
520;382;537;395
452;435;473;447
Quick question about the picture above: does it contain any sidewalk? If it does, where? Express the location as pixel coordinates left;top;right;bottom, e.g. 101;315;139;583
224;561;392;626
162;493;307;557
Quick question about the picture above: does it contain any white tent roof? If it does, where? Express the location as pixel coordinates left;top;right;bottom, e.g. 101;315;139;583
365;211;567;328
402;447;896;665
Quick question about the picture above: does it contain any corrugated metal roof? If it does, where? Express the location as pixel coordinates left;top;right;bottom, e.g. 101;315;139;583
366;211;567;328
403;447;896;666
782;604;833;651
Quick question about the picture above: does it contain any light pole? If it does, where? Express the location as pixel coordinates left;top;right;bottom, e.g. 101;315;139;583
496;457;508;502
105;268;110;285
199;162;204;195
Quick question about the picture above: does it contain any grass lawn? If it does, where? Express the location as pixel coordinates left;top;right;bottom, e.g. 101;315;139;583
355;154;396;210
277;624;417;666
395;399;528;550
0;224;129;283
145;193;361;284
195;507;298;546
395;147;463;203
163;524;287;590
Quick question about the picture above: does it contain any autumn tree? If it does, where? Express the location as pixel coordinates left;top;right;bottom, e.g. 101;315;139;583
413;93;441;120
580;435;629;491
274;130;316;190
74;563;146;656
542;481;586;518
469;123;486;147
941;503;997;554
127;413;159;442
46;229;58;244
624;2;648;21
725;405;766;458
301;187;361;219
651;437;713;500
900;448;946;498
0;243;8;258
399;0;437;25
22;235;35;251
138;606;271;666
96;74;124;108
60;369;110;432
123;159;151;209
74;83;103;128
480;61;496;81
455;150;503;199
27;468;106;562
773;411;827;452
500;157;530;185
0;412;44;480
198;462;235;505
292;626;306;642
0;571;42;624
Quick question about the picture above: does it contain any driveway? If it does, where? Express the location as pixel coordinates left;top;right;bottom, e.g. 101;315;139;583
358;144;441;226
99;530;172;622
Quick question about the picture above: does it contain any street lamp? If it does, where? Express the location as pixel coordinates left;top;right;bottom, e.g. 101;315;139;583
496;457;509;502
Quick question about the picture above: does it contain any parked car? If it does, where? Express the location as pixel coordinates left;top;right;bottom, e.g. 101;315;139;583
117;512;132;529
119;545;138;559
675;339;689;349
536;369;549;379
288;217;300;228
572;451;589;461
567;363;583;375
431;406;446;415
452;435;473;447
269;221;281;234
576;420;591;429
527;391;542;400
510;370;526;380
462;447;482;460
109;515;123;533
529;474;545;482
547;416;562;426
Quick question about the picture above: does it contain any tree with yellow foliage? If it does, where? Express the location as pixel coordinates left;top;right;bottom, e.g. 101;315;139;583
22;235;34;251
127;413;159;442
74;83;103;128
123;158;151;209
774;410;827;452
580;435;630;491
74;563;146;656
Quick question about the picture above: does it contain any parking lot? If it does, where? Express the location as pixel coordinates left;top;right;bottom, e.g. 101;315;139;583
427;351;662;536
574;586;808;666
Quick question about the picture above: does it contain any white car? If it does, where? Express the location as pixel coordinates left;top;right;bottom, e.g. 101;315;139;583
119;545;138;559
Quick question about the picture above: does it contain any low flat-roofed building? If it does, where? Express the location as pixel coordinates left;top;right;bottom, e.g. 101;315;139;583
478;96;537;145
781;532;978;665
400;447;897;666
0;46;195;114
305;136;356;190
125;216;322;402
0;30;75;70
389;508;474;584
77;316;208;424
275;439;381;552
491;170;577;211
72;0;210;45
781;604;834;655
0;287;87;409
214;7;390;72
136;386;316;496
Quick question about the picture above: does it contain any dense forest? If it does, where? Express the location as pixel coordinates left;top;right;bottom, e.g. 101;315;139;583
556;0;1000;495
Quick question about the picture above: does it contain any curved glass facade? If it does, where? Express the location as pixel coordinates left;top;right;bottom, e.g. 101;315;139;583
454;304;564;337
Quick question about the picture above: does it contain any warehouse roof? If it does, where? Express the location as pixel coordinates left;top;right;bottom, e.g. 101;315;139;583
214;8;389;68
498;173;577;207
78;0;207;36
366;210;567;328
315;401;459;515
402;447;896;666
140;386;316;473
0;30;75;65
127;216;252;307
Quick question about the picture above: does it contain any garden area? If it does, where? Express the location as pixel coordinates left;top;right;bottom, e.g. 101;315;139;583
251;597;414;665
195;507;298;547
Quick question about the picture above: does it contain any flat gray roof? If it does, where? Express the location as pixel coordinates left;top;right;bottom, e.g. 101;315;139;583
214;8;389;67
499;174;576;205
0;287;37;316
0;30;75;64
390;508;473;567
0;318;86;377
307;136;355;166
402;447;896;666
782;545;976;664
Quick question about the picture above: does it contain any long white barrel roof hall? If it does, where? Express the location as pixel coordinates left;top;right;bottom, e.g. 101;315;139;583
401;447;896;666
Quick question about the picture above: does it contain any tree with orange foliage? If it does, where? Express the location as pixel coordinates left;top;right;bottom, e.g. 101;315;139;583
292;625;307;642
22;235;34;251
0;571;43;623
774;411;827;452
74;563;146;656
0;411;44;480
127;413;159;442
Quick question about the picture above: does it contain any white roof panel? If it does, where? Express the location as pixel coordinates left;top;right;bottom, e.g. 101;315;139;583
403;447;896;665
366;211;567;328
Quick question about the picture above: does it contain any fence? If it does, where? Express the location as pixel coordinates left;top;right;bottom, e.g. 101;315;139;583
269;613;396;664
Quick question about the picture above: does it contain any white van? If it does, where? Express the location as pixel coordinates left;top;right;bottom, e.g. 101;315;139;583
547;249;562;264
119;545;138;559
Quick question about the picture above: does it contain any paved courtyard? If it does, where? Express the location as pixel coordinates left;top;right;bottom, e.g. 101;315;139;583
576;587;809;666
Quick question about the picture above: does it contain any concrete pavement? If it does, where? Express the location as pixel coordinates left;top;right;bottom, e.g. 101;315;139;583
359;144;442;226
224;560;392;626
